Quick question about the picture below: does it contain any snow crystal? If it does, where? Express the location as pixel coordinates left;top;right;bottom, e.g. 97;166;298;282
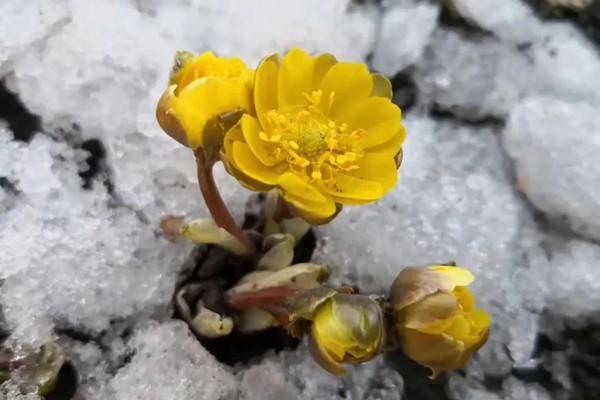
0;382;42;400
416;29;535;120
0;1;68;68
371;0;439;76
544;237;600;320
246;345;404;400
110;321;236;400
504;95;600;240
531;22;600;104
0;129;191;344
447;0;542;42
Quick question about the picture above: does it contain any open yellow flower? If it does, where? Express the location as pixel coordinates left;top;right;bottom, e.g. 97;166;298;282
221;48;406;224
390;265;491;377
156;51;253;154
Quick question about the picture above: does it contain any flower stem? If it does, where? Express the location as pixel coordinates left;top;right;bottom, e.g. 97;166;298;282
195;152;256;255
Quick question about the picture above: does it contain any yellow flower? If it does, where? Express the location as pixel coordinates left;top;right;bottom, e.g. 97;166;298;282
221;48;406;224
306;292;385;375
390;265;491;377
156;51;253;154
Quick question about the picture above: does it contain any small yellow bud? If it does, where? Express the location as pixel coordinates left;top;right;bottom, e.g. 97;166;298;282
390;265;491;378
307;293;385;375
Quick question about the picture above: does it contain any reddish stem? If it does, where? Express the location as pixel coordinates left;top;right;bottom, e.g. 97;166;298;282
195;153;256;255
225;286;300;311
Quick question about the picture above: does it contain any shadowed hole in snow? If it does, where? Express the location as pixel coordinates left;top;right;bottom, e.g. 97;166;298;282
0;80;41;143
172;196;317;366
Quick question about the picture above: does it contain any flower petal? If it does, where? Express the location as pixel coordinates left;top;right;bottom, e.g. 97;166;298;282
390;266;463;310
402;292;459;333
336;97;403;150
282;191;338;225
366;126;406;157
171;77;250;149
240;114;279;166
231;142;280;185
278;48;315;108
222;126;274;191
350;151;398;189
430;266;475;288
173;51;217;90
323;172;384;203
255;54;280;128
156;85;188;147
371;73;393;99
308;330;347;375
277;172;327;203
453;286;476;312
312;53;337;90
320;62;373;116
401;329;464;378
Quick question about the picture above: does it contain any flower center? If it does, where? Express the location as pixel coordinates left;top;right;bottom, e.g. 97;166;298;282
259;90;364;182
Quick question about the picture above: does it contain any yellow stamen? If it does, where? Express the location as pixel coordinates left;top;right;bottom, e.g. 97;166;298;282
261;90;364;183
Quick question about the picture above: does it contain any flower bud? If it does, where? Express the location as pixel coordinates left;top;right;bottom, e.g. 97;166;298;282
307;293;385;375
390;265;491;377
156;51;253;155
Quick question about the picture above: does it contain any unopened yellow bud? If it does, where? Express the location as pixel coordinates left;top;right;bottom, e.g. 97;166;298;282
390;265;491;378
307;293;384;375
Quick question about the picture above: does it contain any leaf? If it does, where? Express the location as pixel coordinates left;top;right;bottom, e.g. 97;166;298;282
180;218;250;256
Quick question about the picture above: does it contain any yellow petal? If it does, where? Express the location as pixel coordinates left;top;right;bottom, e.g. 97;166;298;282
255;54;280;128
472;309;492;332
402;292;459;333
338;97;403;150
230;142;279;185
322;173;384;203
308;330;347;375
430;266;475;288
278;48;315;108
174;51;218;90
445;315;471;340
401;329;465;377
349;151;398;189
371;73;393;99
240;114;279;166
312;299;354;360
156;85;188;147
312;53;337;90
281;190;338;225
320;62;373;116
331;294;384;359
222;125;274;192
367;125;407;158
277;172;327;203
453;286;476;312
171;77;250;149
